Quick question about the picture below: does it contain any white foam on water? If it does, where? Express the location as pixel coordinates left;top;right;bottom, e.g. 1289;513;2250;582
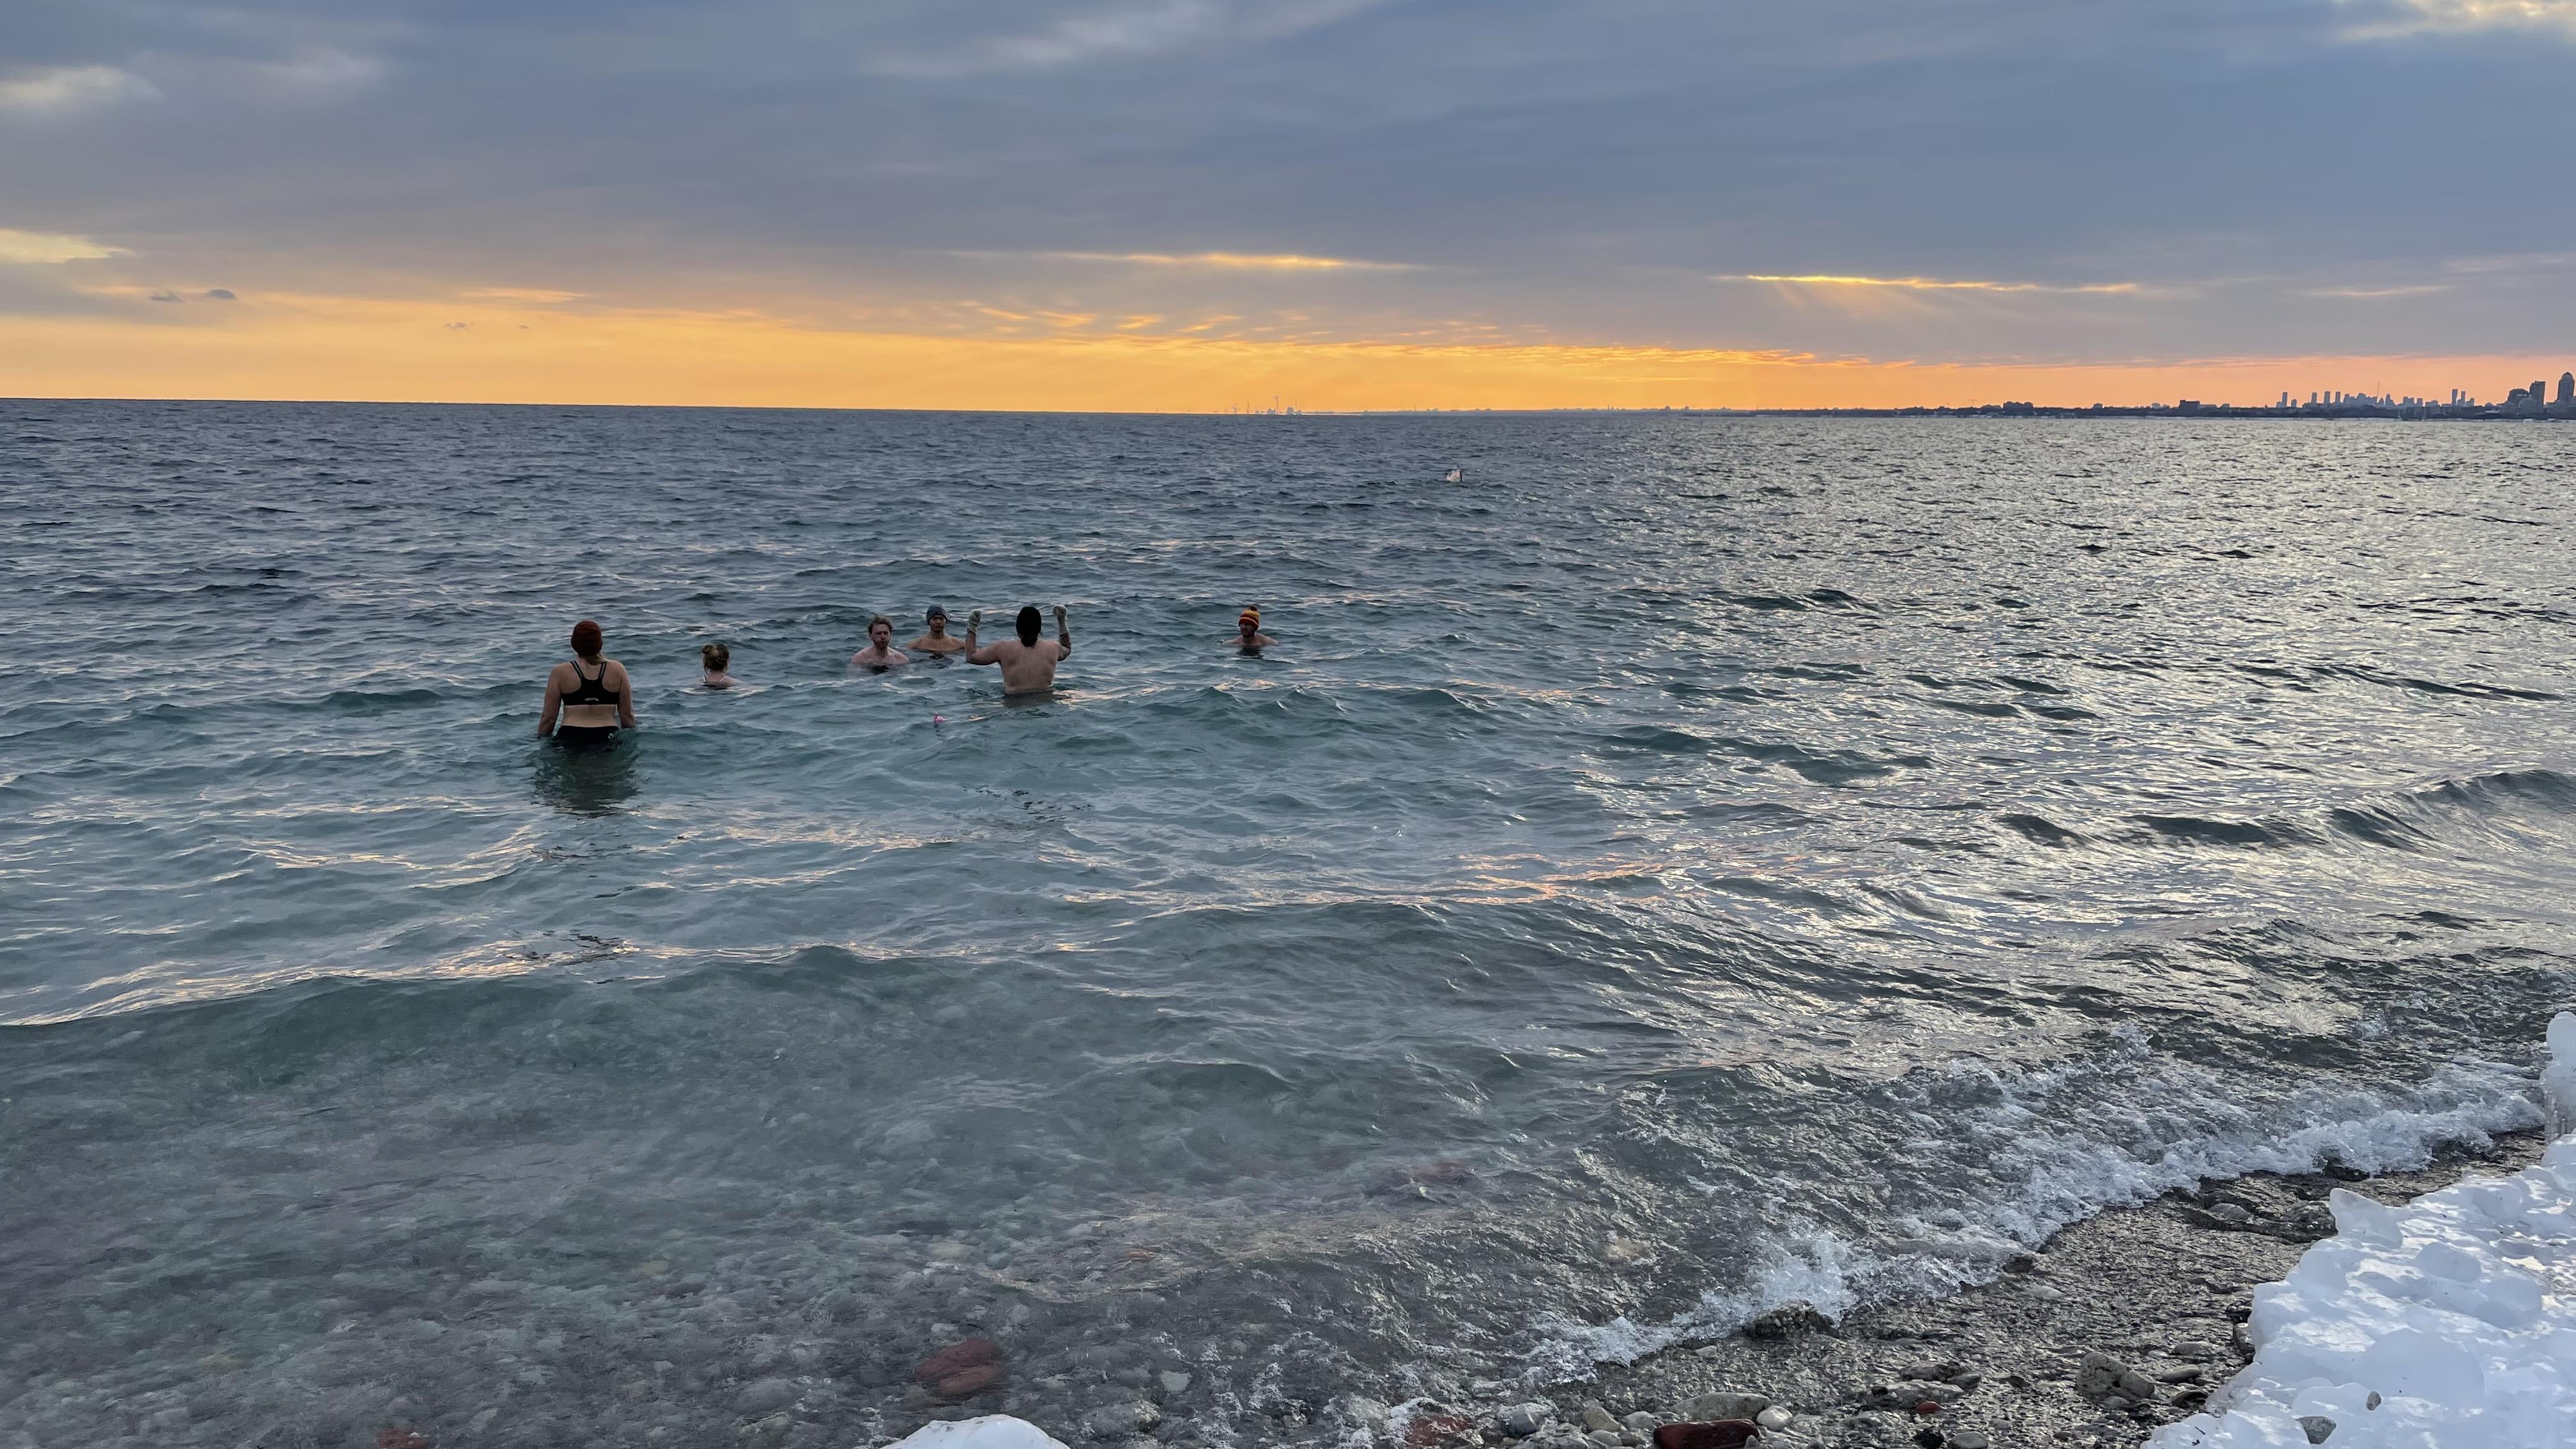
1534;1029;2548;1376
2153;1011;2576;1449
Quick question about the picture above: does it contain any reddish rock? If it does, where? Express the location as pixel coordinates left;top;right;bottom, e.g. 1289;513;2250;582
377;1432;433;1449
1404;1413;1477;1448
1653;1422;1759;1449
929;1361;1006;1400
914;1337;1005;1400
1914;1400;1942;1415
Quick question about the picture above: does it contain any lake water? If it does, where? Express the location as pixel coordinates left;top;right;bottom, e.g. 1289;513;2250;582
4;401;2573;1448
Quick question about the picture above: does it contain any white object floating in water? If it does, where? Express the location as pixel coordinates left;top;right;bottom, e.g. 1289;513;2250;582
1444;468;1462;483
2150;1010;2576;1449
886;1416;1071;1449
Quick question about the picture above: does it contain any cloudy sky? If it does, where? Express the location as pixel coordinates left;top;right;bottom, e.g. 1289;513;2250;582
4;0;2572;408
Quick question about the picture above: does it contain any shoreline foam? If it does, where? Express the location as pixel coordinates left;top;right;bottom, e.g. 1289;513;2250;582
2151;1013;2576;1448
1470;1051;2571;1449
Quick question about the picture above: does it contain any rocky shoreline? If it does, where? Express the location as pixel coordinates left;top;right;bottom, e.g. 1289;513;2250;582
1422;1130;2549;1449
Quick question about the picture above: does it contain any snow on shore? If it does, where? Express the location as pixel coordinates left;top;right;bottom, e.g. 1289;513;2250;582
2154;1014;2576;1448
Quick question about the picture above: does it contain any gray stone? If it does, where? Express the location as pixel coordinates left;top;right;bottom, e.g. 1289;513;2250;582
1901;1361;1966;1383
736;1378;797;1415
1586;1433;1620;1449
1742;1301;1834;1340
1949;1436;1991;1449
1580;1402;1620;1435
1621;1412;1657;1433
2170;1340;2224;1363
2206;1202;2253;1227
1344;1398;1393;1433
2299;1417;2336;1445
1159;1371;1192;1395
1678;1392;1770;1422
1082;1402;1161;1440
2073;1351;2156;1406
1497;1404;1545;1438
2156;1365;2205;1384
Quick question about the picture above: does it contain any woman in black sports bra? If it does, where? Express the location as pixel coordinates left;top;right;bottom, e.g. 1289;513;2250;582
540;619;635;747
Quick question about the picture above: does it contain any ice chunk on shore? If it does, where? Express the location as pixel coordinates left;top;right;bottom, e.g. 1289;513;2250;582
887;1416;1071;1449
2154;1013;2576;1449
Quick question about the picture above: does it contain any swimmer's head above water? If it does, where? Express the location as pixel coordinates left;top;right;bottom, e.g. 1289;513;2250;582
1238;607;1261;641
1015;605;1043;646
571;618;603;660
868;615;894;650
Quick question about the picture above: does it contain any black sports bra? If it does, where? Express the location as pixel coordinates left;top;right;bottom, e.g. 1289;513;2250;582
564;659;622;707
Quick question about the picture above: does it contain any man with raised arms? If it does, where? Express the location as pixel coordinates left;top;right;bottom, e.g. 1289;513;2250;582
904;605;967;657
966;604;1072;696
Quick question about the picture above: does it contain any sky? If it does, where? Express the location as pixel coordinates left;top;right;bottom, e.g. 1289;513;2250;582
3;0;2573;410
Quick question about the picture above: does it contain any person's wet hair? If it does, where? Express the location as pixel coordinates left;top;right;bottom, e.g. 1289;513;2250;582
1015;605;1042;646
701;643;728;670
571;619;603;658
868;615;893;636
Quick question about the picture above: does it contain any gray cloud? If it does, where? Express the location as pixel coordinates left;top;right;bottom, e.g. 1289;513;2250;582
0;0;2569;358
203;286;234;298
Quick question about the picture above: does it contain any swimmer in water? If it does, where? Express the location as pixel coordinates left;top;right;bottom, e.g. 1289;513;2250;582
965;604;1071;696
540;619;635;746
904;605;967;656
700;642;738;690
850;615;910;671
1230;606;1277;652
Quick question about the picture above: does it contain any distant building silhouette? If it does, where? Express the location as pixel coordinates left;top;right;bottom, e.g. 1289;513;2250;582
2559;372;2573;405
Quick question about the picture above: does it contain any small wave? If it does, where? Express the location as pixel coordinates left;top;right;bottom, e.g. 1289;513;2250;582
2131;813;2322;849
2312;663;2560;703
2326;805;2432;851
2416;767;2576;816
318;686;457;713
1764;662;1869;683
1997;812;2085;847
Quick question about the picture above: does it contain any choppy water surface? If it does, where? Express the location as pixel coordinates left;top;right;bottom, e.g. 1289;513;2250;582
5;402;2574;1448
